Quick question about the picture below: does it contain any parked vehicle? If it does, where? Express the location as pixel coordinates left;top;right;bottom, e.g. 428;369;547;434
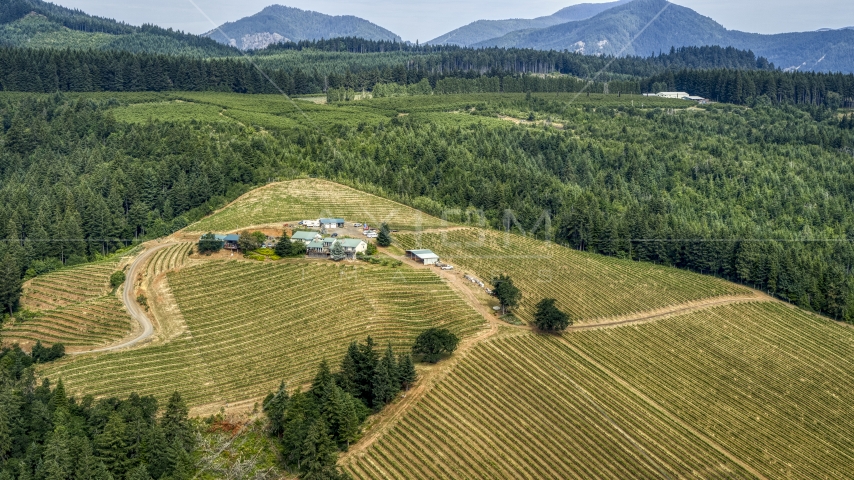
331;233;339;237
441;265;454;270
354;223;362;227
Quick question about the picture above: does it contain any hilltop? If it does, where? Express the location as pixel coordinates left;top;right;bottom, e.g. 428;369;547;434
468;0;854;72
427;0;633;46
204;5;401;50
0;0;237;56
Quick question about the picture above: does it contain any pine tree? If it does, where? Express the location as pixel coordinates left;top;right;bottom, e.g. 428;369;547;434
337;342;360;398
124;464;151;480
397;354;417;390
0;253;22;316
382;343;399;392
274;232;293;257
300;418;338;477
94;413;129;477
377;223;392;247
161;392;192;451
371;359;392;410
330;240;346;261
262;381;290;438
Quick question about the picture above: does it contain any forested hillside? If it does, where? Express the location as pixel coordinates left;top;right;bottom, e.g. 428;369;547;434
1;91;854;323
0;0;237;56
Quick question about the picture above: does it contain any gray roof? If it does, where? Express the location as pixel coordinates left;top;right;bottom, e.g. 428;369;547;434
319;218;345;224
224;234;239;242
213;234;226;241
407;249;439;260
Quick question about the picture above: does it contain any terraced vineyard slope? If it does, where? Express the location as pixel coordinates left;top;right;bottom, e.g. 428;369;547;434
344;331;753;479
397;229;753;322
146;242;193;277
569;302;854;480
347;301;854;479
40;260;483;407
2;261;133;349
186;178;449;232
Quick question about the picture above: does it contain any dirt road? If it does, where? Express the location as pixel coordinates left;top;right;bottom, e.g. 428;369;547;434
73;243;175;355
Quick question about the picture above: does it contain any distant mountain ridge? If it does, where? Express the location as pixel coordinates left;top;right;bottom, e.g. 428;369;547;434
0;0;236;56
204;5;401;51
427;0;632;46
466;0;854;73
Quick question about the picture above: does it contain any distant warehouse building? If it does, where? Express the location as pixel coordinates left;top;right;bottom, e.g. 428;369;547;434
656;91;691;99
406;249;440;265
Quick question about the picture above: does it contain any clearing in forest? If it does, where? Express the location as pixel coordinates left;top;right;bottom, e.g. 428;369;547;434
396;228;753;323
2;260;133;350
347;302;854;479
186;178;449;232
39;260;483;408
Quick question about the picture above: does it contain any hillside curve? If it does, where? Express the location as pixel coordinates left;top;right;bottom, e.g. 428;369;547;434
73;243;175;354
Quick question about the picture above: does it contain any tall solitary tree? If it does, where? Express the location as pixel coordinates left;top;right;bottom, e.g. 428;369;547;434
533;298;571;332
412;328;459;363
377;223;392;247
492;274;521;315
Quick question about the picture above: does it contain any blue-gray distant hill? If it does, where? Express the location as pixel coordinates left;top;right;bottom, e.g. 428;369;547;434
472;0;854;73
204;5;401;51
427;0;632;46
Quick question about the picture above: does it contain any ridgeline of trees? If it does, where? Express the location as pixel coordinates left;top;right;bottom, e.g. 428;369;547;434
263;336;417;478
0;345;196;479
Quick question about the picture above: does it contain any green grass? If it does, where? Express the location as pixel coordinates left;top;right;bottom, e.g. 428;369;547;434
396;228;752;323
40;260;484;407
186;178;451;232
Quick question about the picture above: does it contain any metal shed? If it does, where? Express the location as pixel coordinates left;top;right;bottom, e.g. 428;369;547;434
406;249;440;265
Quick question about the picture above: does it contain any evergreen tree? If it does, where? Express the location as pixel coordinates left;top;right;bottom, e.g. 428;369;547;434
492;275;521;315
161;392;192;451
0;253;22;316
330;241;346;261
300;418;340;478
274;232;293;257
94;413;129;478
262;381;290;438
397;354;417;390
376;223;392;247
371;360;392;410
124;464;151;480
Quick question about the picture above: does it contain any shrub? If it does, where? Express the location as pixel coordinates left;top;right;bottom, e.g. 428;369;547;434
110;271;126;289
198;233;223;254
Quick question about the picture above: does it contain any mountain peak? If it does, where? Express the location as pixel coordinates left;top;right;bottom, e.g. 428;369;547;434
205;4;400;50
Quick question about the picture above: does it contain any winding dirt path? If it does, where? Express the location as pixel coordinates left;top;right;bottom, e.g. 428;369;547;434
72;243;175;355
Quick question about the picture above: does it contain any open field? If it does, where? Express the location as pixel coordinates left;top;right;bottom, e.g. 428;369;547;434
344;330;753;479
40;260;483;407
347;302;854;479
396;229;753;323
186;178;450;232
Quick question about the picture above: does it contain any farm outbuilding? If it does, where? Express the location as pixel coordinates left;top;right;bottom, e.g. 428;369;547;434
319;218;346;229
406;249;440;265
223;234;239;250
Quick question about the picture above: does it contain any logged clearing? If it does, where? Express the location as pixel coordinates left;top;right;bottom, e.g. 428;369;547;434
2;261;133;349
344;331;752;479
187;178;448;232
396;229;752;322
40;260;483;407
347;302;854;479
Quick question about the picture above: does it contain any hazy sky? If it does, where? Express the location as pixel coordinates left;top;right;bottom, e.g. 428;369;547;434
49;0;854;42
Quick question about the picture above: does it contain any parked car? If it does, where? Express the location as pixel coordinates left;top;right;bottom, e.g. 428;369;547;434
331;233;339;237
441;265;454;270
366;233;378;238
354;223;362;227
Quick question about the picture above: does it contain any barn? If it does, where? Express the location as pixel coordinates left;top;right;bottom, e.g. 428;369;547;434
406;249;440;265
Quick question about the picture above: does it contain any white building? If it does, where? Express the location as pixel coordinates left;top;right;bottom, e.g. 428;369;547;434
656;92;691;99
338;239;367;258
406;249;440;265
